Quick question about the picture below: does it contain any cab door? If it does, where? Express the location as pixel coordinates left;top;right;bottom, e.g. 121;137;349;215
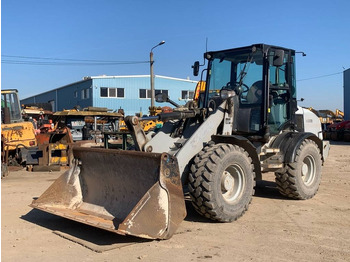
267;50;295;134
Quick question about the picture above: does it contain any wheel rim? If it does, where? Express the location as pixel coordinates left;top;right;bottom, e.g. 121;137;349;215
301;155;316;186
221;164;245;203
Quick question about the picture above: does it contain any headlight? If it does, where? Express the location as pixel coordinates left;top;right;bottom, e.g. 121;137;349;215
220;89;236;99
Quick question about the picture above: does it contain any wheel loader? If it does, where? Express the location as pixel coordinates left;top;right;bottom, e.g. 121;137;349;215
1;89;37;177
31;44;330;240
1;89;73;175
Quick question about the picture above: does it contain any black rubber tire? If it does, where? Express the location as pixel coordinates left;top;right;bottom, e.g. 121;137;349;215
188;143;255;222
344;133;350;142
330;132;338;141
275;139;322;200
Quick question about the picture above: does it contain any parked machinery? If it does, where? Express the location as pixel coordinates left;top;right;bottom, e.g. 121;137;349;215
304;108;345;139
343;122;350;142
327;120;350;141
31;44;330;240
1;89;37;177
52;107;123;148
1;89;73;175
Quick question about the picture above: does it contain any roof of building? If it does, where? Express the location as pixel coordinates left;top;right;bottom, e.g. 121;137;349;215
22;75;197;100
88;75;197;83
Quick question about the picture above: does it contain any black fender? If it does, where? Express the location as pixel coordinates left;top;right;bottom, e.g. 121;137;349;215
211;135;262;181
270;132;324;164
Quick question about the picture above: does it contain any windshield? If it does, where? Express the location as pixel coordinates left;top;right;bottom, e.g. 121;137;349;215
1;92;22;123
207;48;264;105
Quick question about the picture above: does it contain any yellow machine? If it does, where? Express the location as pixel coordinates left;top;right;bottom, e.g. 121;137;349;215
119;82;206;133
334;109;344;121
119;106;164;132
119;83;206;133
1;90;37;176
1;89;73;175
1;89;37;148
1;122;37;150
193;80;206;102
317;109;344;124
305;107;344;140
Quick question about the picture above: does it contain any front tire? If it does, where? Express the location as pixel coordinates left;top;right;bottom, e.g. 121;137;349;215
188;143;255;222
275;139;322;200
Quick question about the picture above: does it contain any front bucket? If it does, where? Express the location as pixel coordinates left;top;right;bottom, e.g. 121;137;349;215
30;147;186;240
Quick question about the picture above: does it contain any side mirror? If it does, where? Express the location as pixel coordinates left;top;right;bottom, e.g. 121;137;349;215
155;93;168;103
192;61;200;76
273;49;285;67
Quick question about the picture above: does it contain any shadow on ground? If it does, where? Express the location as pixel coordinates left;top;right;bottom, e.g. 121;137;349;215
329;140;350;146
21;179;290;247
254;180;287;200
21;209;148;252
184;179;290;223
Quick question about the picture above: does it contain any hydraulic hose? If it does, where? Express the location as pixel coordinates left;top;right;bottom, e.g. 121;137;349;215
139;110;199;122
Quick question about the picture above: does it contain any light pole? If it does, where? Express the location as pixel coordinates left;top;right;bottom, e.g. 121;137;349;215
150;40;165;108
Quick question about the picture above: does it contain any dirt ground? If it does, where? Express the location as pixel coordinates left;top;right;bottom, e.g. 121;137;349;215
2;141;350;262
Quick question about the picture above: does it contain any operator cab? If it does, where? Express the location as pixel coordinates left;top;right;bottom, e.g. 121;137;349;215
1;89;23;124
197;44;297;140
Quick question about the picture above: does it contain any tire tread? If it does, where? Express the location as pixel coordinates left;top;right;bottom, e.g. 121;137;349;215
188;143;255;222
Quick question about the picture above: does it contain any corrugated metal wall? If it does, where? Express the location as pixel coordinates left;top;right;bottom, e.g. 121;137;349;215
21;89;57;110
20;76;197;115
20;79;93;112
58;80;92;110
344;69;350;120
92;75;197;115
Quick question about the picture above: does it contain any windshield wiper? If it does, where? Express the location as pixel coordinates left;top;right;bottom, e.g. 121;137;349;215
236;54;253;87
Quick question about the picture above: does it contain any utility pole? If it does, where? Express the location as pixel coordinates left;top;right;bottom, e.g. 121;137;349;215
150;40;165;108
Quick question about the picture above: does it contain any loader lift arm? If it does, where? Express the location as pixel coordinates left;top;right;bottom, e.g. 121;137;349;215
30;43;328;241
124;108;201;152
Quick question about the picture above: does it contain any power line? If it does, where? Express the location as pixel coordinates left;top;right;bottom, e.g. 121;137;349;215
2;60;148;66
297;72;343;81
1;55;149;66
2;55;346;78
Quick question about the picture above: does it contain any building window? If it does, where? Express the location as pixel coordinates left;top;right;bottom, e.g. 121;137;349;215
100;87;108;97
81;89;90;99
181;90;194;100
100;87;124;98
155;89;168;96
117;88;124;98
109;88;116;97
139;89;168;99
139;89;149;99
74;91;78;98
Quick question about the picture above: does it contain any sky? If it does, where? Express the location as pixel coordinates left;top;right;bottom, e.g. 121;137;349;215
1;0;349;111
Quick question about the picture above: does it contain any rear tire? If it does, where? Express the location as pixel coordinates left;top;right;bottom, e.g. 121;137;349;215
188;143;255;222
330;132;338;141
344;133;350;142
275;139;322;200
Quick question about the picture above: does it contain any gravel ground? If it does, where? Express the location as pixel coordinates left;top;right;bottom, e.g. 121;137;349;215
2;141;350;262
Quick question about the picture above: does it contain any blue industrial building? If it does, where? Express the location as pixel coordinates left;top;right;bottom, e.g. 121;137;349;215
21;75;198;116
344;69;350;120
